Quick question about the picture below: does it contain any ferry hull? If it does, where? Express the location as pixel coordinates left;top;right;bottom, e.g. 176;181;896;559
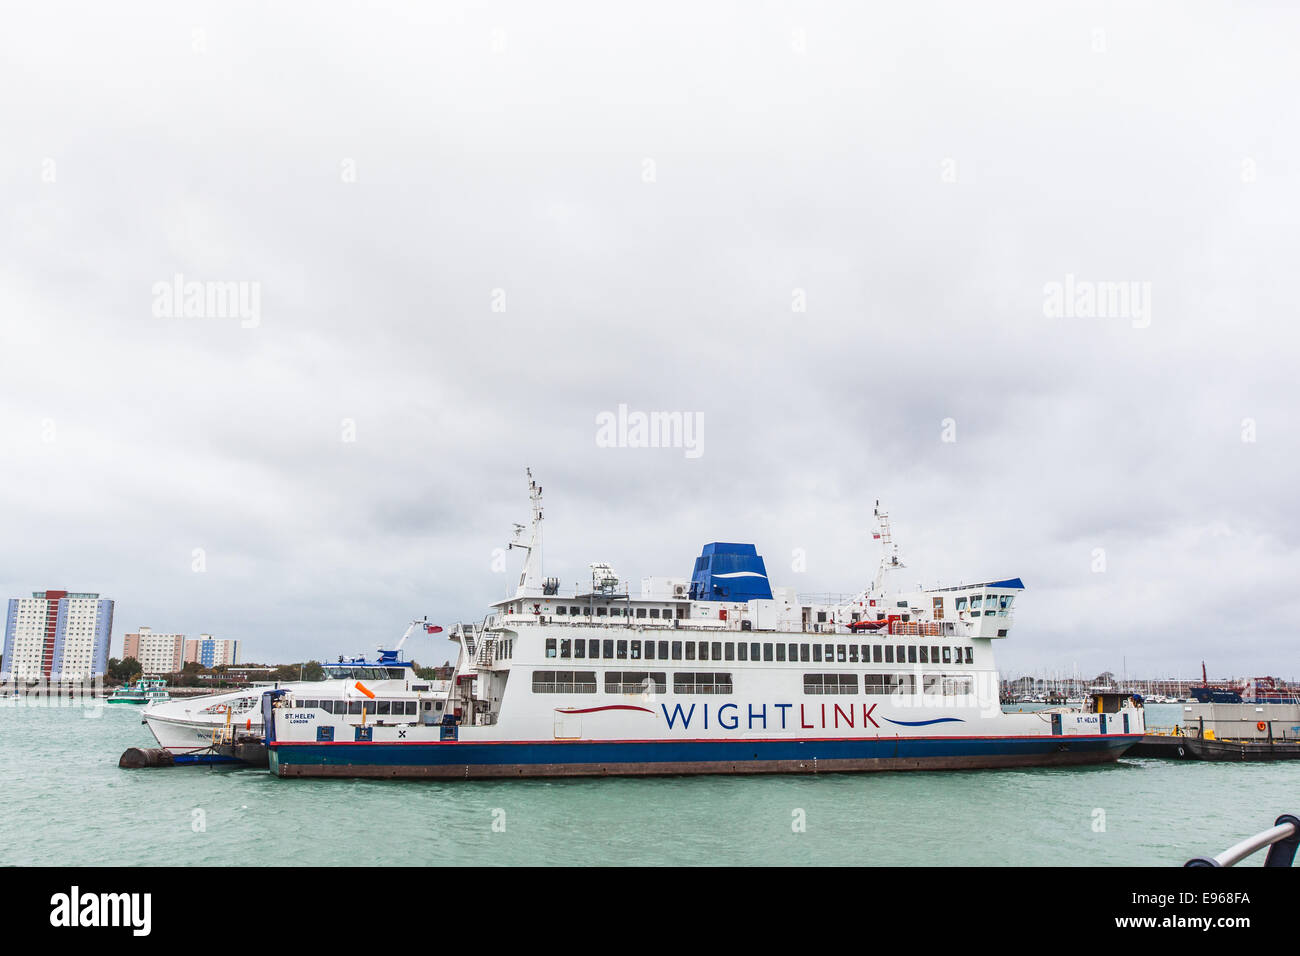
269;733;1140;779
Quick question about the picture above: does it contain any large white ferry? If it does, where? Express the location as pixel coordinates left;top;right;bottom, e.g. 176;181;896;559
266;472;1144;778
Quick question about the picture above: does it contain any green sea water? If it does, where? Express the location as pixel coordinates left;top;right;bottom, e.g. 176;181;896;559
2;701;1293;867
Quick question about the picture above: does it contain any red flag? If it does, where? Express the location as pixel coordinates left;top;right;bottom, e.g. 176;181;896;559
425;625;443;634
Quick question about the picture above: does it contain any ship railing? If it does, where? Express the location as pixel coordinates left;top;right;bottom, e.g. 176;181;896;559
1143;724;1183;737
1185;814;1300;867
450;622;479;657
886;621;960;638
797;593;862;606
1184;716;1300;741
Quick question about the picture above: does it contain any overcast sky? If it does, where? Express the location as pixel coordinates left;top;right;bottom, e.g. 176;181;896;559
2;2;1297;680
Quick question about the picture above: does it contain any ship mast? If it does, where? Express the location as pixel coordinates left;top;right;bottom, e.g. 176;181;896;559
509;468;545;598
870;500;905;595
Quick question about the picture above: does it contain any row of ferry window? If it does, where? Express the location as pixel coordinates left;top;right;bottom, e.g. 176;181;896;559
552;605;685;619
952;594;1013;617
805;673;975;695
531;671;975;696
545;637;974;666
532;671;734;694
294;699;420;715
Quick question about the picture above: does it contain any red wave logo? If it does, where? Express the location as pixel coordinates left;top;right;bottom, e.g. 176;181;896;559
554;705;654;715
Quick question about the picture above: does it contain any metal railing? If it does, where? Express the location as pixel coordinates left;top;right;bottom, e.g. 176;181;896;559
1185;814;1300;867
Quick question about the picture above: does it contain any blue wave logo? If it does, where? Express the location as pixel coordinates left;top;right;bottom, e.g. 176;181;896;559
882;717;966;727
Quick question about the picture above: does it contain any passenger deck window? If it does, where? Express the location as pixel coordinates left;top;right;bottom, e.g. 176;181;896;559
863;673;891;694
604;671;667;694
804;673;858;695
673;672;733;695
532;671;598;693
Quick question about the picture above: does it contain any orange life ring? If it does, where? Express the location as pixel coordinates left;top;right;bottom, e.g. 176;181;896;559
1257;721;1267;732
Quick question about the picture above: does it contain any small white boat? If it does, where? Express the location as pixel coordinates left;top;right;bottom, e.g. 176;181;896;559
142;623;451;753
107;677;170;705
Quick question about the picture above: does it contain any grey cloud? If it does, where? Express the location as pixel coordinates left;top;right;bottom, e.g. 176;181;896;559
2;1;1297;680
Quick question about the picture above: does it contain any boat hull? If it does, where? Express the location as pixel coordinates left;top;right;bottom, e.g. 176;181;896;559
269;733;1140;779
144;711;264;751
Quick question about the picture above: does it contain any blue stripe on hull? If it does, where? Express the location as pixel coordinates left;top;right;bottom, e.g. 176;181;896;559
269;734;1139;777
